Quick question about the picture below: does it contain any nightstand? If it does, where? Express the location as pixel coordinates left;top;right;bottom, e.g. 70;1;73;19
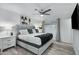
0;36;16;54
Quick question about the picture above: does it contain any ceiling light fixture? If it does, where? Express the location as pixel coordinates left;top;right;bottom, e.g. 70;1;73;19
40;15;44;17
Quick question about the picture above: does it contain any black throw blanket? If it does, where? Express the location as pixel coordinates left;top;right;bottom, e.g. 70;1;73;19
35;33;53;45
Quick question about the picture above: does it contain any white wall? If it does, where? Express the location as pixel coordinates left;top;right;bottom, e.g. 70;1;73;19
43;18;58;41
0;8;20;27
60;18;73;43
0;8;20;37
73;30;79;54
44;24;57;40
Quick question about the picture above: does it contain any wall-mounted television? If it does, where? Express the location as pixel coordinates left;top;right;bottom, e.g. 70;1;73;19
71;4;79;29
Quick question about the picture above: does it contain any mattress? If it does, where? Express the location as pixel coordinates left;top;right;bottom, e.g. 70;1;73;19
18;33;53;46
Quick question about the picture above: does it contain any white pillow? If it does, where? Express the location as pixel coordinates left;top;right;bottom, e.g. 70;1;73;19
32;29;36;33
19;30;28;35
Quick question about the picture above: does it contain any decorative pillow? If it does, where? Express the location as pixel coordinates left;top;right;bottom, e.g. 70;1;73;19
32;29;36;33
11;32;13;36
27;29;33;34
35;29;39;33
19;30;28;35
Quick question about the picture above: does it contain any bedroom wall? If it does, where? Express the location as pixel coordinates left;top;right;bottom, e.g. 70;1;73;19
43;16;58;41
43;18;73;43
44;24;58;40
0;8;20;36
73;30;79;54
0;8;20;26
60;18;73;44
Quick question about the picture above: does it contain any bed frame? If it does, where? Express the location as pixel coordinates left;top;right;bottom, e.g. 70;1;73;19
14;25;53;55
17;39;53;55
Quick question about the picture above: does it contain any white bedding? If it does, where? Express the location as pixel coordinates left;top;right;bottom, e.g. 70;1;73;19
18;33;45;46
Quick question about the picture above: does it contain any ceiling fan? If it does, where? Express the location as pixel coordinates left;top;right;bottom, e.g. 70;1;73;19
34;8;51;15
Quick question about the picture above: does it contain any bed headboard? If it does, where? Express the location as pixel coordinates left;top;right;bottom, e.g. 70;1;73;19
12;24;35;36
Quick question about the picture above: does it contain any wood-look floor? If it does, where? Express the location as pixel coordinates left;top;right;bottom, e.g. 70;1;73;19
0;41;75;55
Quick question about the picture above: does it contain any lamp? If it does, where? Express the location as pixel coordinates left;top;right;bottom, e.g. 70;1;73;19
39;26;42;29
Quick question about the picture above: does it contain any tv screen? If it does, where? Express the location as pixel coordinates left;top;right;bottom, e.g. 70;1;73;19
71;4;79;29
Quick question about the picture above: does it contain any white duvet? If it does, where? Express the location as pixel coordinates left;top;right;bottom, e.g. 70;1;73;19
18;33;46;45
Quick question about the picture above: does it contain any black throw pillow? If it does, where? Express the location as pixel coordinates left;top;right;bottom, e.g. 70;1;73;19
35;29;39;33
27;29;33;34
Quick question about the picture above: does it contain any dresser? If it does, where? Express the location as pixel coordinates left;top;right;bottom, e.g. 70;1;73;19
0;36;16;53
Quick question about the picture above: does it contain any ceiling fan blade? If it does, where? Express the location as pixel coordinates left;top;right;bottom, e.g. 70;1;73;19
33;13;40;15
35;9;42;13
42;9;51;14
44;13;50;15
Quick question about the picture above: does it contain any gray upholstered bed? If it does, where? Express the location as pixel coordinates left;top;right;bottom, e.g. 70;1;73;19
17;30;53;54
14;24;53;54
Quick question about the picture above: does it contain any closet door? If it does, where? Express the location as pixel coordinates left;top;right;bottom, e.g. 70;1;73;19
44;24;57;40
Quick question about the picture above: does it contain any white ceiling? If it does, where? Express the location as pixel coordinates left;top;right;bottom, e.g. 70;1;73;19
0;3;76;16
0;3;77;27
